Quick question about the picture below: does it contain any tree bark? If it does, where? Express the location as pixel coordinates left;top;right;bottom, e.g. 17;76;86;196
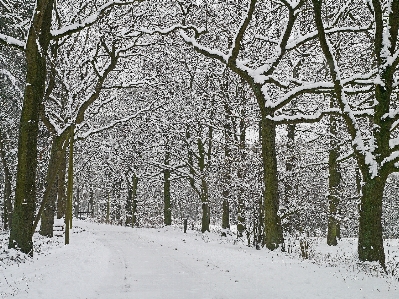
57;146;67;219
39;136;65;237
283;124;296;235
222;99;232;230
0;129;12;230
260;117;283;250
358;175;386;266
327;108;341;246
65;127;74;245
237;103;247;237
198;138;210;233
9;0;54;255
124;174;139;227
106;192;110;224
200;177;210;233
163;150;171;225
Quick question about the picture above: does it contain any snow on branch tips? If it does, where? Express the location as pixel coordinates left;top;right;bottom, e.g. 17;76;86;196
76;99;162;140
267;108;341;125
138;24;206;38
286;25;373;51
0;33;25;51
179;31;229;63
51;0;143;39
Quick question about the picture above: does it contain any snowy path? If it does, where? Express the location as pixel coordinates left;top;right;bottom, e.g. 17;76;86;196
1;220;399;298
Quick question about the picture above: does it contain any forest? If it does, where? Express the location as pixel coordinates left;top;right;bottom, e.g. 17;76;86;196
1;0;399;278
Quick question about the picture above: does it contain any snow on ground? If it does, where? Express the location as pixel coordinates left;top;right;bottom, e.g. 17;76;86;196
0;220;398;299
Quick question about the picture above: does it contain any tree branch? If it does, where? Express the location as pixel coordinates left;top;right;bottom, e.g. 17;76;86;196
51;1;142;39
0;33;25;51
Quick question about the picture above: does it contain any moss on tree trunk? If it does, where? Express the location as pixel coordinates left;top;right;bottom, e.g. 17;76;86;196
358;176;386;267
8;0;54;255
0;129;12;230
260;117;283;250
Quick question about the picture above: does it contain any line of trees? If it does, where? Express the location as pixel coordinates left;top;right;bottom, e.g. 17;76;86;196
1;0;399;271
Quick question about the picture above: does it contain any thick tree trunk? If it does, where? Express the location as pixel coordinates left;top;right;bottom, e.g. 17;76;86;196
163;150;171;226
358;176;386;267
327;112;341;246
260;117;283;250
39;184;56;237
9;1;54;255
39;137;64;237
0;130;12;230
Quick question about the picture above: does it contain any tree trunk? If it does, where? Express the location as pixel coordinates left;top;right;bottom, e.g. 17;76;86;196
132;199;138;227
284;124;295;195
125;184;133;226
0;129;12;230
39;136;64;237
201;178;210;233
236;194;245;237
9;1;54;255
89;189;94;218
237;114;246;237
65;128;74;245
57;147;67;219
221;195;230;230
222;108;231;230
74;186;80;219
221;78;232;231
358;175;386;267
163;150;171;225
131;174;138;226
39;183;57;238
327;110;341;246
260;117;283;250
283;124;296;235
106;192;110;224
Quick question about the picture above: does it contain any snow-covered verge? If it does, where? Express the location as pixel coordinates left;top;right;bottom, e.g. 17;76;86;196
0;220;398;299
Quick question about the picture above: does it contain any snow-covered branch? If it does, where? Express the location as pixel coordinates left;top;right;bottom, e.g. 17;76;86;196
270;81;334;110
0;68;23;99
228;0;256;64
51;1;142;39
76;99;161;140
138;24;206;37
102;77;157;89
179;31;229;64
286;25;372;50
0;33;25;51
268;108;340;125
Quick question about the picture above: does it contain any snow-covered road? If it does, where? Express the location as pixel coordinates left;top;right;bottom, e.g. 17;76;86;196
1;220;399;299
